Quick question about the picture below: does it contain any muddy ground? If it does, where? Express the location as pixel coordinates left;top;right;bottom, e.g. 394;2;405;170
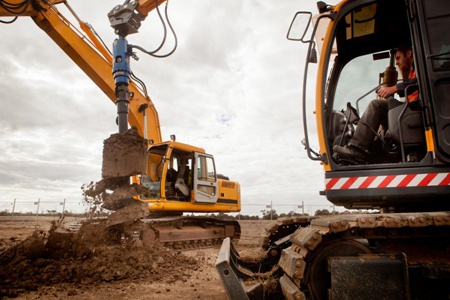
0;217;271;300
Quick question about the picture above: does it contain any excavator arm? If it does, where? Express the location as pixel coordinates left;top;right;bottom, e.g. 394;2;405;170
0;0;162;143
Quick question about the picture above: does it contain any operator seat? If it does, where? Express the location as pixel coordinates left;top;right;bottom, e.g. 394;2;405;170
388;102;424;144
175;178;190;197
175;165;190;197
387;86;426;161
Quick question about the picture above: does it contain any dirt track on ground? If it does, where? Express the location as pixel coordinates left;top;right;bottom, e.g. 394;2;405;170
0;217;271;300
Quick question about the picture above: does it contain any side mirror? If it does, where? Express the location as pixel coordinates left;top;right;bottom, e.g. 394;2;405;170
287;12;312;42
287;12;317;64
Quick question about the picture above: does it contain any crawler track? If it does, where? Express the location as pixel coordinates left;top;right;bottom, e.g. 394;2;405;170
277;212;450;299
218;212;450;299
135;216;240;251
260;216;316;250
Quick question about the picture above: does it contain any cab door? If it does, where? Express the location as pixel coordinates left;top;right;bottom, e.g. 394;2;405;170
193;152;218;204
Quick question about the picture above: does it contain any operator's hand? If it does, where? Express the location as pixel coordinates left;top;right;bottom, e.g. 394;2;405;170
377;86;398;98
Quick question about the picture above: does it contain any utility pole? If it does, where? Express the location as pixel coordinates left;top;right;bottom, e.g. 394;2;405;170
60;199;66;217
9;198;16;223
35;198;40;222
270;201;273;220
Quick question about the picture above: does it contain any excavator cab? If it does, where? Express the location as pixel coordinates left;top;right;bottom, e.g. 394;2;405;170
293;0;450;212
143;142;195;202
138;140;241;213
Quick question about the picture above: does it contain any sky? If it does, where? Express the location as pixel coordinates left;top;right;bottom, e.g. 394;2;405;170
0;0;339;216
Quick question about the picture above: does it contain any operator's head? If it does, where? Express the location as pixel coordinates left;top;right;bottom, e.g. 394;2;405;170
395;45;413;75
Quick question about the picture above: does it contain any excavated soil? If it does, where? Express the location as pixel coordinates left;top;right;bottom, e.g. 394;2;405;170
81;128;152;226
101;127;147;179
0;219;200;299
0;219;269;299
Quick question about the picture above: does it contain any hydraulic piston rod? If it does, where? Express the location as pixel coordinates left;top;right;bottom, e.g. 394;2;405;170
112;36;131;134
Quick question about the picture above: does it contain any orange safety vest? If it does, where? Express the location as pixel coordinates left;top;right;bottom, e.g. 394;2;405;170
408;69;418;102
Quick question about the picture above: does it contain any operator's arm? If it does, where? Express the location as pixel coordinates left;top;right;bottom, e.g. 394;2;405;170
377;77;417;98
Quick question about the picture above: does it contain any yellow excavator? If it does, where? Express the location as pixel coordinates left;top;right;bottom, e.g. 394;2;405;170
217;0;450;299
0;0;240;248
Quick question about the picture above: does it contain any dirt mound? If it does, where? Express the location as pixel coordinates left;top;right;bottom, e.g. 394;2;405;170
0;220;198;298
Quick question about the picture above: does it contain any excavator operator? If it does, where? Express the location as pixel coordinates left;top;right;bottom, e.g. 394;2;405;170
333;45;417;164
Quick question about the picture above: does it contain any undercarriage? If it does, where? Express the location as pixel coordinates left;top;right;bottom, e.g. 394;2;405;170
217;212;450;299
112;215;241;250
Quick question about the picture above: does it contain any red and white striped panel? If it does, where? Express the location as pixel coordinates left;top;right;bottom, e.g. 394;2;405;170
326;172;450;190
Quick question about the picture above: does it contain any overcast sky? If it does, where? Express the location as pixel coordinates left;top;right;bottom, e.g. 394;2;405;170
0;0;339;216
